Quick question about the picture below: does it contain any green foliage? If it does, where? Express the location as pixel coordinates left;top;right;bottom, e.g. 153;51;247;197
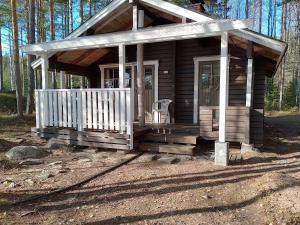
283;80;296;110
0;92;26;113
265;78;280;111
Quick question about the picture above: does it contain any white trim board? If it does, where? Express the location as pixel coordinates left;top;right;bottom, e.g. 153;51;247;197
193;55;220;124
231;30;286;53
23;20;251;54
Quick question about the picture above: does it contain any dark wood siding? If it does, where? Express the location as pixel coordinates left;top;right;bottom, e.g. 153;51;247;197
92;38;274;146
175;38;220;123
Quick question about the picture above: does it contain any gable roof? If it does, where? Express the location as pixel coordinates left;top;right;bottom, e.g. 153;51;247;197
28;0;287;72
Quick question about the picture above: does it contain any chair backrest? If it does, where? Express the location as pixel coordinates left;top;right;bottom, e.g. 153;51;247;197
152;99;172;113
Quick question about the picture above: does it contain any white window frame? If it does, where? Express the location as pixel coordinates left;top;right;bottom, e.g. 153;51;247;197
193;55;220;124
99;59;159;106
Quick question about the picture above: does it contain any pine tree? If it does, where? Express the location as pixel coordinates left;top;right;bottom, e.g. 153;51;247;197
26;0;36;114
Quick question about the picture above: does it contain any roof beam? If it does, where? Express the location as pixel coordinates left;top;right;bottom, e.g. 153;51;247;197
230;30;287;52
139;0;212;22
22;20;251;55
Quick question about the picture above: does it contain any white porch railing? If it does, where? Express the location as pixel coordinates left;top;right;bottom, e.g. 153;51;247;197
35;88;134;148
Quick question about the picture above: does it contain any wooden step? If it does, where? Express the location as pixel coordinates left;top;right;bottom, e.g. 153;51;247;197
137;142;196;155
141;133;198;145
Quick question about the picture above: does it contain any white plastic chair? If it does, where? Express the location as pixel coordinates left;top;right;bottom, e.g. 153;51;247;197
152;99;172;124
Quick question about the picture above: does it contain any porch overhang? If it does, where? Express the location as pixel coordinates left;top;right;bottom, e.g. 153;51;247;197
22;19;252;55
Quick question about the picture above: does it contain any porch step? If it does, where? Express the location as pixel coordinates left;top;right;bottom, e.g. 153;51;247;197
141;133;198;145
137;142;196;155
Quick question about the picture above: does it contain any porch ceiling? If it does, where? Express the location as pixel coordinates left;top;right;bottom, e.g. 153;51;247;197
53;48;110;67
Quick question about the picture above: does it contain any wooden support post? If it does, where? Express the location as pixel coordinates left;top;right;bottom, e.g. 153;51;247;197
215;32;229;166
246;41;253;108
118;44;125;88
60;71;66;89
41;54;49;89
132;5;138;31
136;8;145;127
243;41;254;148
218;32;229;143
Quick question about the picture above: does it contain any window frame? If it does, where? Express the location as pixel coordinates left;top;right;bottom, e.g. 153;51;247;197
193;55;221;124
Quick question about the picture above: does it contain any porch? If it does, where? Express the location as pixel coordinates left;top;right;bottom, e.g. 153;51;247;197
31;88;251;156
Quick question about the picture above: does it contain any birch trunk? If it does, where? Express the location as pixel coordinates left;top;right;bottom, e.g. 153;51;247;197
11;0;23;116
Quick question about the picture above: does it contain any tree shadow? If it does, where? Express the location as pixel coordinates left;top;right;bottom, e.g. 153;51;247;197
83;181;300;225
1;158;299;214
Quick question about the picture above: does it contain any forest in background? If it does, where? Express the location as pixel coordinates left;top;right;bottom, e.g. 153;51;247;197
0;0;299;117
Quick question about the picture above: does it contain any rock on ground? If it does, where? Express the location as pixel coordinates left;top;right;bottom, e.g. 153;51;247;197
44;138;68;150
19;159;44;165
5;146;50;161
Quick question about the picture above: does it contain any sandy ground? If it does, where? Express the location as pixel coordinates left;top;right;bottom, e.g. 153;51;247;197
0;115;300;225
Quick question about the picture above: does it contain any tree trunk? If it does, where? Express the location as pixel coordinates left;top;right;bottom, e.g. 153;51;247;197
79;0;83;25
0;28;3;92
69;0;73;32
49;0;56;89
26;0;36;114
222;0;227;19
9;30;15;91
49;0;55;41
79;0;86;88
296;2;300;109
88;0;92;18
279;1;287;111
258;0;262;33
245;0;249;18
11;0;23;116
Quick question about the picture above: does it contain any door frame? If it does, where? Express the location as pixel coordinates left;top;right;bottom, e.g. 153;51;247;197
193;55;220;124
99;60;159;117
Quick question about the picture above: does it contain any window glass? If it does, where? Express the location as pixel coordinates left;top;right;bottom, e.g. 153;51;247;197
199;61;220;106
145;66;154;90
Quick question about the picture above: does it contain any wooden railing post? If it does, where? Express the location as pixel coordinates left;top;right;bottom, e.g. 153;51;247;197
35;90;41;129
241;41;254;152
77;90;83;131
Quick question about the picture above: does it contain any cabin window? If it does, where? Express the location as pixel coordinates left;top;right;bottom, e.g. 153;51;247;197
104;67;132;88
198;61;220;106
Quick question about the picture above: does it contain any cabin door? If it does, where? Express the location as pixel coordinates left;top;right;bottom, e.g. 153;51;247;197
133;65;155;122
197;60;220;129
101;63;157;123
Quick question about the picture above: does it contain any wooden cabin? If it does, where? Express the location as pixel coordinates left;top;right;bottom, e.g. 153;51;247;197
23;0;287;166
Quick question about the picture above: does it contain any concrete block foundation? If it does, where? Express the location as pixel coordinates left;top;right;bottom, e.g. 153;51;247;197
241;143;254;154
215;141;229;166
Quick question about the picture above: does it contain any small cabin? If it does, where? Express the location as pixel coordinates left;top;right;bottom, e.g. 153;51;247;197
23;0;287;166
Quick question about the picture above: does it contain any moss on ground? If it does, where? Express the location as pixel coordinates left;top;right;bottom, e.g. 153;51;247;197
0;92;26;114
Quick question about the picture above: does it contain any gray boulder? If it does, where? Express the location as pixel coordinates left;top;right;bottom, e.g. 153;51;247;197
44;138;67;150
6;146;50;161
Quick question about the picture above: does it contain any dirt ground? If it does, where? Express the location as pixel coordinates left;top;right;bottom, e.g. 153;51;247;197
0;115;300;225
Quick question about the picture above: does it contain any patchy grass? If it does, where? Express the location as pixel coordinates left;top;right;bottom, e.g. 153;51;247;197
265;109;300;117
0;92;26;114
0;114;35;127
0;198;11;206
